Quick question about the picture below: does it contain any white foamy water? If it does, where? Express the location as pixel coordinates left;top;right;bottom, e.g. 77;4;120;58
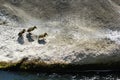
0;0;120;65
106;30;120;44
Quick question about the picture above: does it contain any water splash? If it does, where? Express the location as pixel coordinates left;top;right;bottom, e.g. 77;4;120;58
106;30;120;44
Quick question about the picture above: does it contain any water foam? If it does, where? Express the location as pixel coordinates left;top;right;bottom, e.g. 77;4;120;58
106;30;120;44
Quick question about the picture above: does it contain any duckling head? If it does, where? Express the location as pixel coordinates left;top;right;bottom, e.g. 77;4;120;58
44;32;48;36
34;26;37;29
23;29;26;32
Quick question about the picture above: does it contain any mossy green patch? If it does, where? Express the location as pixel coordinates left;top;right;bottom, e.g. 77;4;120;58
1;59;120;73
0;62;10;68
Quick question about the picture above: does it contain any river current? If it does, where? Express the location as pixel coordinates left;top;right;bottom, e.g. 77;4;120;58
1;70;120;80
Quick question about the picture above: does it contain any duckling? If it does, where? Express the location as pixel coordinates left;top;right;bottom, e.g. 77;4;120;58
27;26;37;33
18;29;26;37
38;33;48;40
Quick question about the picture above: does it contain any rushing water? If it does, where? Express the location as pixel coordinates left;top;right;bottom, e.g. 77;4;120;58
1;70;120;80
1;1;120;80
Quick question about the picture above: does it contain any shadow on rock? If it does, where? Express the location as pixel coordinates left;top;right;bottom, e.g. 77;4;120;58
38;39;46;45
17;36;24;45
26;33;34;42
